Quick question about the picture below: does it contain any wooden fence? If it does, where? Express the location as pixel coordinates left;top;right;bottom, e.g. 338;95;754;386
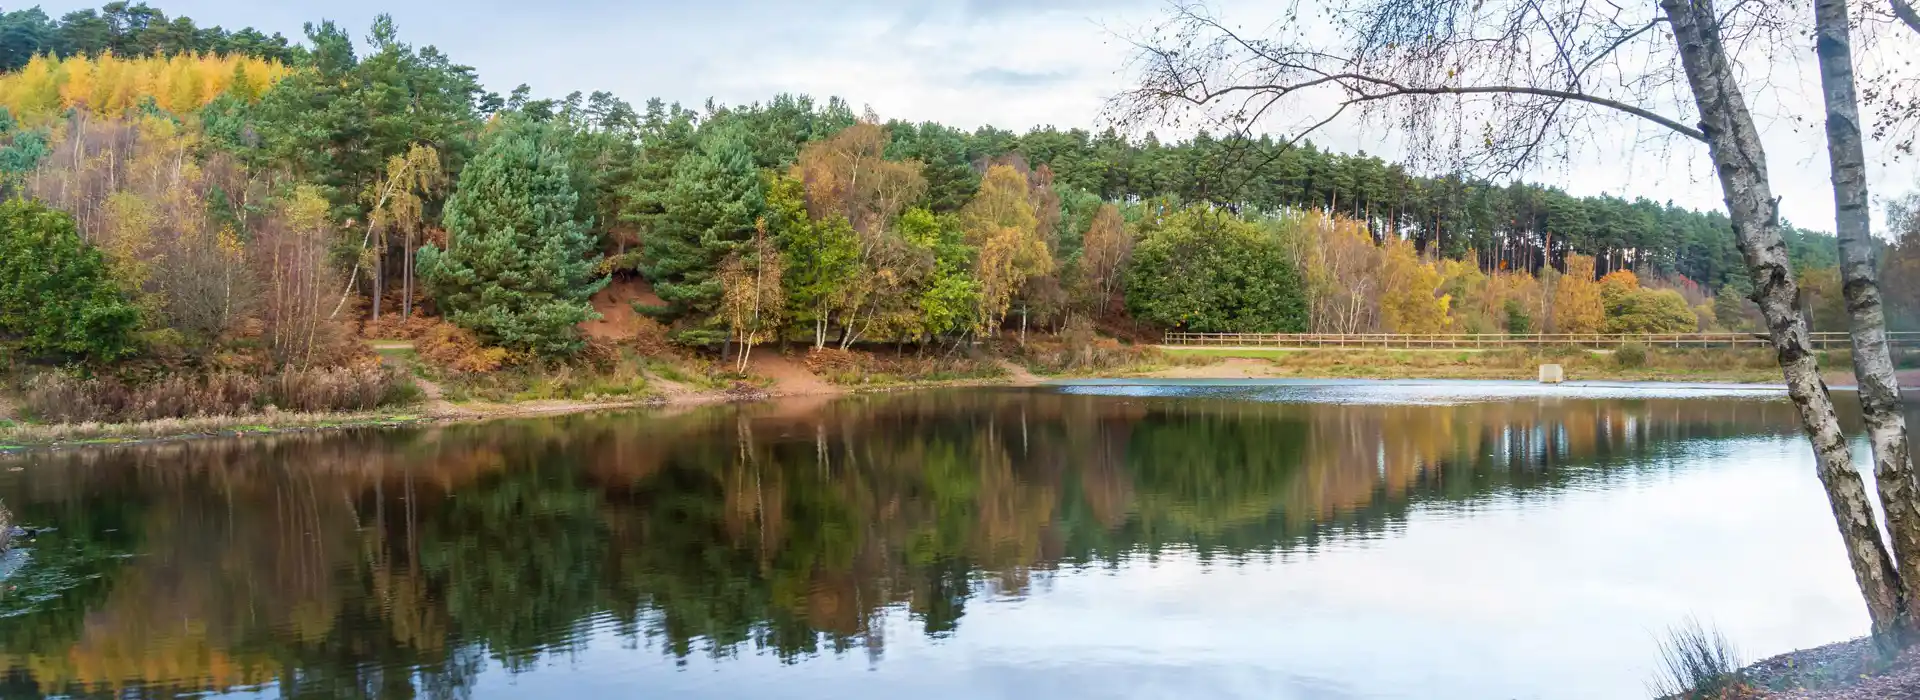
1161;332;1920;351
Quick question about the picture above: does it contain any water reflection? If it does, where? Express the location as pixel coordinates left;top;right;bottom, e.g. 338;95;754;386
0;386;1847;698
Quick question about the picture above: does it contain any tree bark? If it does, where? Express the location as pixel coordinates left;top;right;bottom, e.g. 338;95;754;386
1816;0;1920;633
1666;0;1904;639
1895;0;1920;35
371;247;383;322
403;234;414;319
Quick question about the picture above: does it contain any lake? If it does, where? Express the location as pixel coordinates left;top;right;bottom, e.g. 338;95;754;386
0;381;1882;699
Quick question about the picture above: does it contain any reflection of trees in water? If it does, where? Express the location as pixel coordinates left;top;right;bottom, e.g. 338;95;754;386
0;391;1810;696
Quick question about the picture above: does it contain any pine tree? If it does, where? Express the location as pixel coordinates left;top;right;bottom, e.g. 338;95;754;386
416;120;606;356
643;118;764;313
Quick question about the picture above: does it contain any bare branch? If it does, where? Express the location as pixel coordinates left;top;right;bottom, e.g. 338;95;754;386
1339;81;1707;142
1109;0;1705;181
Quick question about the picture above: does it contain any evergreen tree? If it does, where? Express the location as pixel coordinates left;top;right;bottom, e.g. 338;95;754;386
0;199;140;363
643;118;764;313
417;119;606;356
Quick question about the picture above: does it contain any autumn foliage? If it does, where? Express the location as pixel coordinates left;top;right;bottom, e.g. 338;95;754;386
0;52;286;120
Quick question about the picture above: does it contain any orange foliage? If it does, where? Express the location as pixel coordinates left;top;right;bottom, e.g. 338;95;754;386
416;321;508;374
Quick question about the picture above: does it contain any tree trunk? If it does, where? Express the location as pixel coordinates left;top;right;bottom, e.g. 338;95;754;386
1815;0;1920;633
1666;0;1904;640
371;247;383;322
403;234;414;319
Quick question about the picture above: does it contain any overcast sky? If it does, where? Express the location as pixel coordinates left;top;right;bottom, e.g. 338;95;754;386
33;0;1920;233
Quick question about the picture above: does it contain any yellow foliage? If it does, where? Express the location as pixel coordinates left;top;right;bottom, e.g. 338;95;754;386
0;52;289;121
1379;239;1452;334
1552;254;1606;333
963;165;1053;332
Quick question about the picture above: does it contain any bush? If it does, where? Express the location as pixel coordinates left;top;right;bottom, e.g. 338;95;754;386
1604;288;1699;334
439;352;654;403
802;347;863;375
1504;299;1535;335
0;200;142;363
360;313;441;341
23;366;416;424
804;346;1002;385
416;321;509;374
1614;342;1649;369
1005;320;1158;374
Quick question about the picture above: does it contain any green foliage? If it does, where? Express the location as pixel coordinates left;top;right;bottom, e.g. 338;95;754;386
641;118;764;312
0;199;140;363
1125;207;1307;332
0;109;49;188
0;3;298;71
768;173;857;329
1603;288;1698;334
1712;284;1753;331
241;16;480;219
901;207;980;336
1613;342;1648;369
1504;299;1535;335
417;119;607;356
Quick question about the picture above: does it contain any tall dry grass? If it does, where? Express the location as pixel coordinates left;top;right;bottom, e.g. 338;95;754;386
23;366;418;424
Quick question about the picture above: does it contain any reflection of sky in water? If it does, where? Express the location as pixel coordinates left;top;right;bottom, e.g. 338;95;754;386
1052;378;1793;406
8;384;1875;700
216;436;1864;700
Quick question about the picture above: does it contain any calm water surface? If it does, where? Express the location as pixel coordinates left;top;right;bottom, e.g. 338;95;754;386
0;381;1886;699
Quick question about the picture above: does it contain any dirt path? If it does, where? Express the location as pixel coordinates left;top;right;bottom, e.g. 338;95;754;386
997;359;1043;387
749;352;842;397
584;276;665;341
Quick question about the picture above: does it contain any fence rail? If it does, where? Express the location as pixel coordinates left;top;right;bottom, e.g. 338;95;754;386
1161;332;1920;351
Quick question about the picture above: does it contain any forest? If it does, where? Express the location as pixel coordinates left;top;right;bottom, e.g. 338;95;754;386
0;2;1909;420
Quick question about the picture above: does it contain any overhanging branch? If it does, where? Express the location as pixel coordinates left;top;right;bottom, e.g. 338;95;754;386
1341;84;1708;143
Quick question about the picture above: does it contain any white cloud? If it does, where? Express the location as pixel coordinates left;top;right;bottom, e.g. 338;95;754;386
29;0;1920;230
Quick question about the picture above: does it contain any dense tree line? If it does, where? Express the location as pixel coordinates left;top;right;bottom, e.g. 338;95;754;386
0;2;1869;378
0;1;299;70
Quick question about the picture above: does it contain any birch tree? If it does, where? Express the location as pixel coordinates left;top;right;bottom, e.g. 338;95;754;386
1812;0;1920;617
1114;0;1913;641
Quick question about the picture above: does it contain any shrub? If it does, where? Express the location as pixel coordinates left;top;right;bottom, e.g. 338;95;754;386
1504;299;1535;335
803;347;864;375
1614;342;1649;369
804;346;1003;385
23;366;416;424
360;313;440;341
416;321;509;374
0;200;142;363
1604;288;1699;334
266;367;418;413
1007;320;1157;374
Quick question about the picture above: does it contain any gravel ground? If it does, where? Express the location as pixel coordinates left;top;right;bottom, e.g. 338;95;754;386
1741;637;1920;698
